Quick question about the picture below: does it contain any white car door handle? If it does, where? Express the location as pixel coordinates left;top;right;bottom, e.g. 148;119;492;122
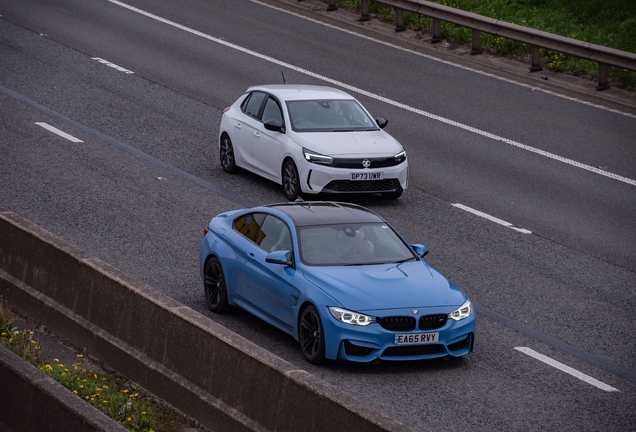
235;123;241;129
253;132;260;138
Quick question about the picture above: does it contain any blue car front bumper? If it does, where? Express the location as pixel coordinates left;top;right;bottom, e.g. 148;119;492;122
320;306;476;362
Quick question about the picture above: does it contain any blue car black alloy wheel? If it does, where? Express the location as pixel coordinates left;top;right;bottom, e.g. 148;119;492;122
204;257;229;313
299;305;326;364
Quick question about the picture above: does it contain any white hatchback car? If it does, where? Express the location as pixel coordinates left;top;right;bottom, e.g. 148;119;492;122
218;84;408;200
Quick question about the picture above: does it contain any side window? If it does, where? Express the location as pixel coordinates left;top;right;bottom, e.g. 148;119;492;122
241;92;267;119
257;216;292;253
261;97;284;125
233;213;266;244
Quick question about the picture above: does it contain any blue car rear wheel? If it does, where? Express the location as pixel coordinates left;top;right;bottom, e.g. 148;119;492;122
299;305;326;364
204;257;229;313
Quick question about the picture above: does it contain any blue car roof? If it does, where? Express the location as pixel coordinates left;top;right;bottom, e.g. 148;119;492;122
266;202;382;227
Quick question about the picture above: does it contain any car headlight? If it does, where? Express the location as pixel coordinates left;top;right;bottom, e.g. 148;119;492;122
303;148;334;166
448;300;473;321
394;150;406;164
329;307;376;326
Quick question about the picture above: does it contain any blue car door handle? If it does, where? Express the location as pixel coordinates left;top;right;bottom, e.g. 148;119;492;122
248;252;255;261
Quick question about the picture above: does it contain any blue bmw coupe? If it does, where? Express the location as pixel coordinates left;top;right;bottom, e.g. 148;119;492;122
199;201;475;364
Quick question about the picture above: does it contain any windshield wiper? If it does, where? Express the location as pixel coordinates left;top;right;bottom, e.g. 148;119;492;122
394;257;416;264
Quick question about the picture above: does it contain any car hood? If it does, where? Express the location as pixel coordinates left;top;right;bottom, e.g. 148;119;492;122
292;130;402;157
302;261;467;312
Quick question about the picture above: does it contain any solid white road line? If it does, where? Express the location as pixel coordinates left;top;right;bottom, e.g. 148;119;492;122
105;0;636;187
35;122;84;143
452;203;532;234
515;347;619;392
252;0;636;121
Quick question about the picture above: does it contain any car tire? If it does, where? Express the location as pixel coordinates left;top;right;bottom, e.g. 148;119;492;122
220;134;238;173
282;159;301;201
298;305;326;364
204;256;229;313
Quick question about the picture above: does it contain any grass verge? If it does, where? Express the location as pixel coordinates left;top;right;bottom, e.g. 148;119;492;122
0;298;199;432
334;0;636;88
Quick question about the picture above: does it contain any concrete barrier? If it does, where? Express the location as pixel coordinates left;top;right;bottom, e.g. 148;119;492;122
0;344;128;432
0;206;413;432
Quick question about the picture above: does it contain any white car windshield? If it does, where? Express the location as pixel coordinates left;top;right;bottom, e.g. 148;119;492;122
286;99;378;132
298;223;416;266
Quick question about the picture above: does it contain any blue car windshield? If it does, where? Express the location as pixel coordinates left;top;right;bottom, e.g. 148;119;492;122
286;99;378;132
298;223;416;266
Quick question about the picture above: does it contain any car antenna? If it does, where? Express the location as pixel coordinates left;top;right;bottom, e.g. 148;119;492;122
281;71;287;84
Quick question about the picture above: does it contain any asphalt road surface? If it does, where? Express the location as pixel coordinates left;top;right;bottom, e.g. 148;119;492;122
1;0;635;430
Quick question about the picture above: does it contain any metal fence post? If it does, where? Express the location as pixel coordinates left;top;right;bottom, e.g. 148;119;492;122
529;27;543;71
597;62;610;90
431;18;442;43
327;0;337;11
471;29;482;54
530;45;543;71
359;0;371;21
470;12;482;54
395;8;406;32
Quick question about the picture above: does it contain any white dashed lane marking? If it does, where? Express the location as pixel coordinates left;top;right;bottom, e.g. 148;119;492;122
452;203;532;234
515;347;619;392
35;122;83;143
92;57;135;74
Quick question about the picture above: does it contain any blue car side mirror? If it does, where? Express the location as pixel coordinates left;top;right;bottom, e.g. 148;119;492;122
411;244;428;258
266;250;293;266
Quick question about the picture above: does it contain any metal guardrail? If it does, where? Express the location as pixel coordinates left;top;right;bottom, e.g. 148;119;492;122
325;0;636;90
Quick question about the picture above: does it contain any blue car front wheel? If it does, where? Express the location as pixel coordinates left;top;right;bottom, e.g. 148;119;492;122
204;257;229;313
299;305;326;364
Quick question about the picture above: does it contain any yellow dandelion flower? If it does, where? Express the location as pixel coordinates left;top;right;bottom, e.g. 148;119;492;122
77;354;83;358
123;390;129;393
96;388;102;391
31;340;37;344
94;374;97;379
104;386;108;389
73;390;78;394
127;417;132;422
8;338;12;343
103;401;107;404
79;385;84;388
54;359;59;362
